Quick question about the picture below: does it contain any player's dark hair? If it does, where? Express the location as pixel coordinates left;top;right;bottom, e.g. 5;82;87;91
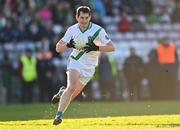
76;6;91;17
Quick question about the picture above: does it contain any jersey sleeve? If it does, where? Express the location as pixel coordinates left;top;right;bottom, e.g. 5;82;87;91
61;28;72;43
98;28;111;45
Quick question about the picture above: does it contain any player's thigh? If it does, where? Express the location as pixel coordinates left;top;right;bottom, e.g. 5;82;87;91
66;69;80;90
72;80;85;97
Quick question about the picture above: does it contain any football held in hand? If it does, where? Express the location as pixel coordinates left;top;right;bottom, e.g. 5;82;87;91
73;34;89;50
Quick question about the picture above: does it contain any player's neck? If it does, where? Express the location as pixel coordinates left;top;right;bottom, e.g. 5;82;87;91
79;26;87;32
79;22;91;32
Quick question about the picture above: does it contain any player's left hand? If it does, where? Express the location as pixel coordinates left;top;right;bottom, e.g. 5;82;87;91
66;39;76;48
83;39;99;53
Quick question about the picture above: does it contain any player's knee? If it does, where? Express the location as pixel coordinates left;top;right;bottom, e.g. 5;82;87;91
66;86;76;94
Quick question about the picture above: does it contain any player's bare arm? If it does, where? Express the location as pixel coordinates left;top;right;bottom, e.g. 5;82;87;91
56;40;68;53
99;41;115;52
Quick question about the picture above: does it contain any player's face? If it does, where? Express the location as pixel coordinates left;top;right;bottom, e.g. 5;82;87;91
76;12;91;28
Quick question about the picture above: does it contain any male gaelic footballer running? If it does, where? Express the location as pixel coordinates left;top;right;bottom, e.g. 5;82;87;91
52;6;115;125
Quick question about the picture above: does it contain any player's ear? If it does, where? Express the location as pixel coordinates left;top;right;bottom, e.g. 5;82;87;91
75;14;79;21
89;15;91;20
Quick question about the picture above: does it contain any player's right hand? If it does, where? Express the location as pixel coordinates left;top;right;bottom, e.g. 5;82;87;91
66;39;76;48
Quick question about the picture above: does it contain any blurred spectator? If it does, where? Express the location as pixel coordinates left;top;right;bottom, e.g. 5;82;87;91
41;21;55;41
27;21;44;41
19;49;37;103
145;49;160;100
103;0;114;16
107;55;119;100
121;0;145;14
156;36;179;100
39;37;51;51
38;5;53;21
34;0;47;9
146;12;160;24
36;51;55;102
3;0;18;17
131;15;146;32
171;1;180;23
49;36;62;59
98;53;118;100
0;20;15;42
144;0;153;15
15;21;28;41
51;2;71;26
91;12;104;28
118;12;132;32
1;51;13;103
0;11;6;29
123;48;144;101
92;0;106;16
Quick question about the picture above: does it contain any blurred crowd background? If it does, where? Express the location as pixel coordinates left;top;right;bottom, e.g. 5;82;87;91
0;0;180;104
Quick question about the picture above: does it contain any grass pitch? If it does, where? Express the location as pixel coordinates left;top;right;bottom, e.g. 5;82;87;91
0;101;180;129
0;115;180;130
